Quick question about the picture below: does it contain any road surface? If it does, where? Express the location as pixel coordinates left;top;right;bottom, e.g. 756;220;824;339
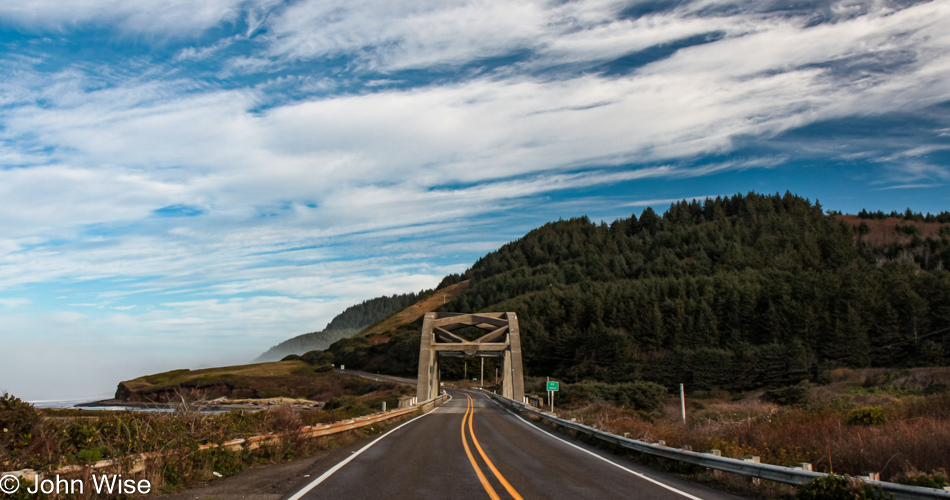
282;389;743;500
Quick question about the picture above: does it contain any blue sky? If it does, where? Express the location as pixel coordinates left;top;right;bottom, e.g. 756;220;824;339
1;0;949;401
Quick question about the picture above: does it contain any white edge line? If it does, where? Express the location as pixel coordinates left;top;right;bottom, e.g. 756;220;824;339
479;393;705;500
285;395;452;500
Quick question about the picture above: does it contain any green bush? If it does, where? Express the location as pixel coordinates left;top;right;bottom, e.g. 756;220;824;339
797;475;891;500
205;447;247;477
301;350;334;367
895;470;948;489
846;406;887;426
559;381;668;412
281;354;301;361
323;395;369;419
256;388;291;399
75;448;103;463
0;393;40;454
762;381;811;406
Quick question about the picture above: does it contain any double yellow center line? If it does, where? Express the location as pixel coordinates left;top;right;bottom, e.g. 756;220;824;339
461;394;524;500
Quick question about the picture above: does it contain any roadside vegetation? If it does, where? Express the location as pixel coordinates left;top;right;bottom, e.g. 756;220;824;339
541;367;949;498
1;370;413;497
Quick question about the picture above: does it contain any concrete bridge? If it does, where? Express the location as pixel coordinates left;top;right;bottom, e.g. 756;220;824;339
415;312;524;403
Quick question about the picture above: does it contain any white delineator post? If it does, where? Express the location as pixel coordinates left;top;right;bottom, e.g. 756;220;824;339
680;383;686;424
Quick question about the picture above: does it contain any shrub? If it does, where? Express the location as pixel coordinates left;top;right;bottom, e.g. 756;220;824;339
301;350;334;367
322;395;368;419
75;448;103;463
256;388;291;399
0;393;41;457
846;406;886;426
796;475;891;500
281;354;301;361
762;381;811;406
559;381;667;412
894;470;948;489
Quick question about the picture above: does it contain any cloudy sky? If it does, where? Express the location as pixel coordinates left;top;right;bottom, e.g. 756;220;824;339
1;0;949;401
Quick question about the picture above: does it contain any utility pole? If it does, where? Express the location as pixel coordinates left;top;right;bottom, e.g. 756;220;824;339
480;358;484;389
464;361;467;381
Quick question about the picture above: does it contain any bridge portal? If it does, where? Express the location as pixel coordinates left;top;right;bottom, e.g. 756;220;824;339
416;312;525;402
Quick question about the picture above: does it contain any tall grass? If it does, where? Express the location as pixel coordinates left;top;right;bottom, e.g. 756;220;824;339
565;392;950;481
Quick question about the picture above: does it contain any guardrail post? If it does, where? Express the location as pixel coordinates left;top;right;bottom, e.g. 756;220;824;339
744;456;761;485
861;472;881;481
707;450;722;477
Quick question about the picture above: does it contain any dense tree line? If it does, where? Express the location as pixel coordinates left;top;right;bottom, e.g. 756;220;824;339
331;192;950;392
857;208;950;223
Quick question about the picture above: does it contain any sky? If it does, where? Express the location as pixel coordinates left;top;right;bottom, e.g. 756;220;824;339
1;0;949;401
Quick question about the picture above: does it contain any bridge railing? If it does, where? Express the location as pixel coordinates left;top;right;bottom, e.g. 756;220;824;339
484;391;950;500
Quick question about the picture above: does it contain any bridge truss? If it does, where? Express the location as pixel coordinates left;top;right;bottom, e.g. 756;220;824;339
416;312;525;402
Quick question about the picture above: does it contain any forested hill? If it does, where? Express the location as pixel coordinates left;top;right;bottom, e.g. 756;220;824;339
255;292;422;362
329;192;950;392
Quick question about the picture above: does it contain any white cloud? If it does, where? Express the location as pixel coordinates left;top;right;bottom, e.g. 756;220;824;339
0;0;274;36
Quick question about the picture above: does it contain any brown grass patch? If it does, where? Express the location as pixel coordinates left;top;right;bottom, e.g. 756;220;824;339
564;392;950;481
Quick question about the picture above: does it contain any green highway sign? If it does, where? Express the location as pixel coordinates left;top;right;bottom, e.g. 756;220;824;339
547;381;559;391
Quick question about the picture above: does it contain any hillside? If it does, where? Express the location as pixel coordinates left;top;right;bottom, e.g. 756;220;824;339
360;280;470;339
255;292;423;362
115;359;408;403
329;192;950;392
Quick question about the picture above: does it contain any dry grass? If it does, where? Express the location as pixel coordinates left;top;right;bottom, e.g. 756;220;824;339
837;215;947;246
122;361;310;392
564;391;950;482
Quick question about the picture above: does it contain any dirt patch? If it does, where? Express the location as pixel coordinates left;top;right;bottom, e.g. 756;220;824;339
837;214;948;246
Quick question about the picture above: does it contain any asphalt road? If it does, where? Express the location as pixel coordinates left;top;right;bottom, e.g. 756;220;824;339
283;389;744;500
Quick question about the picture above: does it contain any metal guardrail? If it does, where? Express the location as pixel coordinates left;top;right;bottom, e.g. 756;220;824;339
485;392;950;500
